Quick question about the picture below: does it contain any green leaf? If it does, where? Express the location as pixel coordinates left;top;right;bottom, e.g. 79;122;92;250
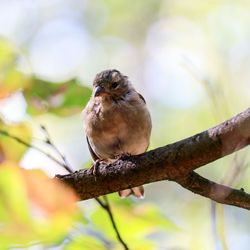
65;235;107;250
24;79;91;116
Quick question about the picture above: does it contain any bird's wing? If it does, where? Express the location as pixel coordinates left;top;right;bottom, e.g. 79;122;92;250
137;92;146;104
86;136;99;161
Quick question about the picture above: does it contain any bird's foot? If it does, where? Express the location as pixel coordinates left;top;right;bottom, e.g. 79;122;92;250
91;159;106;181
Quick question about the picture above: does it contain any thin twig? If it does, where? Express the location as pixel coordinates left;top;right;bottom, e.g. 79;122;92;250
40;125;74;173
95;196;129;250
0;129;66;169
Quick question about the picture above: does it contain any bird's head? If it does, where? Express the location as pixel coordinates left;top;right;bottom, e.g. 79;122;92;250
93;69;131;98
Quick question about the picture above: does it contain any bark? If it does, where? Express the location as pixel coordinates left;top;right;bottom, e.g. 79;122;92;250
176;171;250;209
56;108;250;210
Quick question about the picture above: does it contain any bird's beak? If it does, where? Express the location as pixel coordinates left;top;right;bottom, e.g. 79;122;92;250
94;85;105;97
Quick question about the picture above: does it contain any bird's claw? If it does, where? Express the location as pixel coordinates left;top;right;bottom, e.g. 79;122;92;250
91;159;105;181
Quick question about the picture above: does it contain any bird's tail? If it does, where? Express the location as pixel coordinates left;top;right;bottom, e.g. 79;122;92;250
118;186;144;199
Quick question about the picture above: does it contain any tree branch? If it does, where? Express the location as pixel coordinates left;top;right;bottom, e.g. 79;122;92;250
56;108;250;209
176;171;250;210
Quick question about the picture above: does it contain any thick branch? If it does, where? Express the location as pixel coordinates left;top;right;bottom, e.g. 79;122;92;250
56;108;250;208
176;171;250;210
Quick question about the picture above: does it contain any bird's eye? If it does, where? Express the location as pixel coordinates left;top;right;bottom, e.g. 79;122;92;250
111;82;118;89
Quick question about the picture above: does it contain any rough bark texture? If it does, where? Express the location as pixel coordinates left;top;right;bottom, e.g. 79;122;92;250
56;108;250;209
176;171;250;210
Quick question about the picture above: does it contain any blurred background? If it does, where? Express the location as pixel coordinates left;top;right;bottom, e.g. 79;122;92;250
0;0;249;249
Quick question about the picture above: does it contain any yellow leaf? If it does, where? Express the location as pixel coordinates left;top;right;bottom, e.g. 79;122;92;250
0;39;31;98
0;122;32;162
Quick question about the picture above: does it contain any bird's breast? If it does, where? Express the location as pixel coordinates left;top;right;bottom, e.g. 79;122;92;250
85;98;151;160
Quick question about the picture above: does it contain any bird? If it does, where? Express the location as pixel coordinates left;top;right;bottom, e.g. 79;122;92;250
83;69;151;198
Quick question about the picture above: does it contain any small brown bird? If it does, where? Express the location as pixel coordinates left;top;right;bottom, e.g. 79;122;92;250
83;69;151;198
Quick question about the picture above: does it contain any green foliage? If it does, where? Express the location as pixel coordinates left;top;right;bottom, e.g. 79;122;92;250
24;79;91;116
0;38;92;117
0;38;92;248
0;0;249;249
91;195;179;248
65;236;107;250
0;162;80;249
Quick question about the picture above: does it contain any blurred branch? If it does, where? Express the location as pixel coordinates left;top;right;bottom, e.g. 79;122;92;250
56;107;250;210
